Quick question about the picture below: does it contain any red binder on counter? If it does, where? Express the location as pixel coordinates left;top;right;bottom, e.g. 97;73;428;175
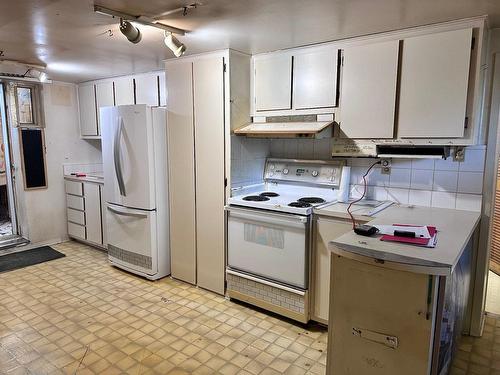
380;224;437;248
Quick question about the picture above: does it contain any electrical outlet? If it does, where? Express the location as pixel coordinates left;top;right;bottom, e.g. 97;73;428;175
380;159;391;175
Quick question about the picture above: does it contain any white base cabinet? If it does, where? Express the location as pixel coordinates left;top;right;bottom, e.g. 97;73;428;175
65;178;106;249
312;216;352;324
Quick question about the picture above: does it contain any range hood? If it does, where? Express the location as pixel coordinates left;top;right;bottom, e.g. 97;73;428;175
234;114;334;139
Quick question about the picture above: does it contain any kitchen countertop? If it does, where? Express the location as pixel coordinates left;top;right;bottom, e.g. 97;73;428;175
64;173;104;184
325;204;480;275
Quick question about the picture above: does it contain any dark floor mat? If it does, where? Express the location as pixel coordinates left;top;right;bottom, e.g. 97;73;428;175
0;246;65;273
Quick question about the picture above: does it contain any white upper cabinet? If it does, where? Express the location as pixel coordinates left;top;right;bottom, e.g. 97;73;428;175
78;84;98;137
293;47;338;109
135;73;159;106
114;76;135;106
397;28;473;138
95;81;114;134
339;40;399;139
254;54;293;111
158;72;167;106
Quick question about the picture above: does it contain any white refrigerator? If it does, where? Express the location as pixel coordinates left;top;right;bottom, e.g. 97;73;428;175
101;104;170;280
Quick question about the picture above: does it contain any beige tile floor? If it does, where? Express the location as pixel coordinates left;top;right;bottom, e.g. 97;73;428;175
0;241;328;375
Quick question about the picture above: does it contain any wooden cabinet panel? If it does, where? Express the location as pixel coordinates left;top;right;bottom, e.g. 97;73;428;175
398;28;473;138
64;180;83;196
193;56;226;295
78;84;98;137
135;73;159;106
254;54;292;111
339;40;399;139
166;61;197;285
312;217;352;324
293;47;338;109
68;222;86;240
114;76;135;105
84;182;102;245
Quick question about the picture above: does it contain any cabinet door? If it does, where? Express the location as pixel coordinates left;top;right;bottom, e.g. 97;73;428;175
84;183;102;245
99;185;107;247
254;54;292;111
398;28;473;138
293;48;338;109
166;61;197;285
339;41;399;139
159;72;167;106
95;81;115;135
135;73;159;106
194;56;225;295
114;76;135;106
78;84;98;137
312;217;352;324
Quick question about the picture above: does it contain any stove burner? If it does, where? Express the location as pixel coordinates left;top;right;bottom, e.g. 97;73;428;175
260;192;279;197
298;197;326;204
288;201;312;208
243;195;270;202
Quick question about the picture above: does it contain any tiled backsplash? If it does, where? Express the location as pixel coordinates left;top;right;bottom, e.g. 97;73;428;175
231;135;485;212
346;146;485;212
62;163;103;175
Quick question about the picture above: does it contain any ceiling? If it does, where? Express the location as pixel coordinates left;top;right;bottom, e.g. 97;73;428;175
0;0;499;83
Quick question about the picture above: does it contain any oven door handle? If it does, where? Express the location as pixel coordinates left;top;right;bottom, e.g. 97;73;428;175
227;207;308;228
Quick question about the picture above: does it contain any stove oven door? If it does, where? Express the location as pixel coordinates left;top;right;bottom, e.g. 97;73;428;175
227;206;309;289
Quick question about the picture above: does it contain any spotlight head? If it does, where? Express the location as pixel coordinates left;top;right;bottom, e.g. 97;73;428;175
120;20;142;44
164;32;186;57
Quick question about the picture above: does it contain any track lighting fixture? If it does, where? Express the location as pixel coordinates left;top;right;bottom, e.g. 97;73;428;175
164;32;186;57
119;19;142;44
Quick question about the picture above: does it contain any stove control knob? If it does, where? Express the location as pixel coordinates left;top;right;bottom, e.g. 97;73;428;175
269;164;275;170
283;168;289;175
311;170;319;177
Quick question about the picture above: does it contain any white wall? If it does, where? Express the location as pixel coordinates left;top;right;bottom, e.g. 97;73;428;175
11;82;101;244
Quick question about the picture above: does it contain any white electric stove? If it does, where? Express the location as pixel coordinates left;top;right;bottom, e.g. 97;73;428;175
226;158;345;323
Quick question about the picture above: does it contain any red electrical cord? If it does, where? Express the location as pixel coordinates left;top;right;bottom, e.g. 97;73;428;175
347;160;382;229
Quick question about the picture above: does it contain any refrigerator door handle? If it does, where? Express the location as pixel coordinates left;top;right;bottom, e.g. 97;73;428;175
114;116;126;196
107;205;148;218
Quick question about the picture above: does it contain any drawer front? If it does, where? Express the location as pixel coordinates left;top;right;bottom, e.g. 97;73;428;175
67;208;85;225
68;222;86;240
66;195;85;211
65;180;84;196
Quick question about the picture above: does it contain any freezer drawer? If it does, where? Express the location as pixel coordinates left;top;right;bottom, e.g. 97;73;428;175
106;204;158;275
227;207;309;289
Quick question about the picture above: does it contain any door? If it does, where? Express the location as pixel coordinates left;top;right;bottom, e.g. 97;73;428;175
254;54;293;111
193;56;225;294
293;47;338;109
339;40;399;139
106;203;157;275
227;208;309;289
84;182;102;245
312;217;352;324
166;61;197;284
78;84;98;136
114;76;135;106
101;105;156;210
95;81;114;135
398;28;473;138
135;73;159;106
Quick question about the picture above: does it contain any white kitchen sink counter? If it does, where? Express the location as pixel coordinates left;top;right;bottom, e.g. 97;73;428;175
64;173;104;184
327;204;480;275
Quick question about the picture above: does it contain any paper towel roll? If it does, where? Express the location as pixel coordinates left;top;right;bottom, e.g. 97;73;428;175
338;166;351;203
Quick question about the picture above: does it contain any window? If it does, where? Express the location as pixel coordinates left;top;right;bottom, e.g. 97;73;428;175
16;87;34;124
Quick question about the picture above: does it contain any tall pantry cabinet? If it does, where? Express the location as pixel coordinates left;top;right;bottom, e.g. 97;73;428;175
165;50;250;295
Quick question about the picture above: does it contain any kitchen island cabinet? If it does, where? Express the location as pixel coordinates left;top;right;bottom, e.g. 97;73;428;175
326;206;480;375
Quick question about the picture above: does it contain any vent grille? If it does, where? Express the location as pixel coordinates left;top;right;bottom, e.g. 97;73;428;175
108;244;152;270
